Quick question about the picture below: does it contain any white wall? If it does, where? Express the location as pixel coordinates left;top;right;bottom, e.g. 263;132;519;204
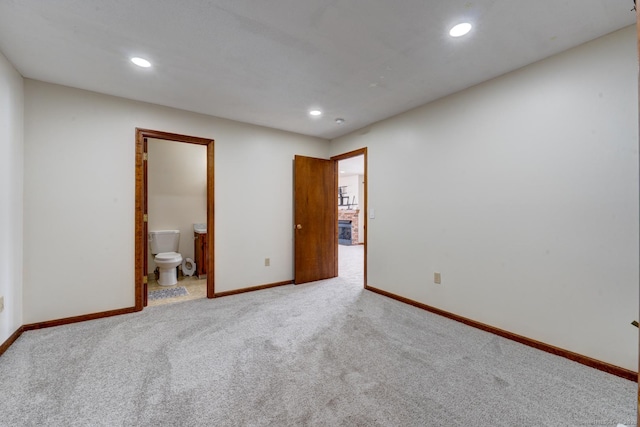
23;80;328;323
147;138;207;273
338;174;360;209
331;26;639;371
0;50;23;343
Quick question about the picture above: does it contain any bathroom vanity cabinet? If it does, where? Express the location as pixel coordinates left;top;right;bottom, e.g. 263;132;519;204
194;231;208;278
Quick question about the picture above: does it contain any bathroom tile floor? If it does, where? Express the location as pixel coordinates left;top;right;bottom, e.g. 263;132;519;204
147;275;207;307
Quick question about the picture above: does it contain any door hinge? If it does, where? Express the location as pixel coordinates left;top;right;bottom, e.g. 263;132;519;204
143;152;148;161
143;275;148;284
143;214;148;222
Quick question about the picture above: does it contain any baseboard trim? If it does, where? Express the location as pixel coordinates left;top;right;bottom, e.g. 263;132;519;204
364;285;637;382
214;280;293;298
22;306;138;331
0;326;25;357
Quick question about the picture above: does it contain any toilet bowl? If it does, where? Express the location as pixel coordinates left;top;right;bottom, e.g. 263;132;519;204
148;230;183;286
154;251;183;286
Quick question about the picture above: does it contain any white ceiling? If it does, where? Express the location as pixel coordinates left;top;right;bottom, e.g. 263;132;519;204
0;1;635;140
339;156;365;177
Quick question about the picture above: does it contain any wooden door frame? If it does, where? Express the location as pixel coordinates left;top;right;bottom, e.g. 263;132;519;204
134;128;215;311
636;0;639;420
331;148;368;287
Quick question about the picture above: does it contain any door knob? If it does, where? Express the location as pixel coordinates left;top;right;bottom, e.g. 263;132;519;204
296;224;303;230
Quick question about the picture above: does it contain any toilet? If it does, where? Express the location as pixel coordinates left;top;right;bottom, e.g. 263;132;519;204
148;230;183;286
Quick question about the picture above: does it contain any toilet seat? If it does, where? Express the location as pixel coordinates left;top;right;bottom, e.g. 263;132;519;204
155;252;182;262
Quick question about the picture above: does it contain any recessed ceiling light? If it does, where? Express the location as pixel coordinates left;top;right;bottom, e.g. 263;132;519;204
131;57;152;68
335;118;345;125
449;23;472;37
309;109;322;117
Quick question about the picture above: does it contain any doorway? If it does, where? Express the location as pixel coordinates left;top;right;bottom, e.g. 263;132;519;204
134;128;215;310
293;148;367;287
332;148;367;287
146;138;207;306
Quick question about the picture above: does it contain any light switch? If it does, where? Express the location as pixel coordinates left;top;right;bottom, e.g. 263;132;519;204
369;209;375;219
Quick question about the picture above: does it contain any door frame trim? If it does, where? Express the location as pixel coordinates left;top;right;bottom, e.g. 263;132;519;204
331;147;368;287
135;128;215;310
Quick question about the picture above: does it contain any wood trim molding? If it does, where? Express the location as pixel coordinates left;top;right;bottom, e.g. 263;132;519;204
214;280;293;298
135;130;145;310
206;142;215;299
365;285;637;382
135;128;215;310
330;147;368;287
22;307;138;331
636;6;640;423
0;326;25;357
136;129;214;145
362;148;367;287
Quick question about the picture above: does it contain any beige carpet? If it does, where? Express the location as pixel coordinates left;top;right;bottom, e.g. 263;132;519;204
0;244;635;426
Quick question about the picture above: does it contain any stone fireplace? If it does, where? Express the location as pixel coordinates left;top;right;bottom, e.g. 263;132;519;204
337;209;359;245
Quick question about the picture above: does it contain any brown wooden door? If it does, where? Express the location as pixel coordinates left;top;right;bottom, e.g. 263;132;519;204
294;155;337;284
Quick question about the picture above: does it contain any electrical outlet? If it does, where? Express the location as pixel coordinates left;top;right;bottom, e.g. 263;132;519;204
265;258;270;267
434;272;441;284
0;296;4;313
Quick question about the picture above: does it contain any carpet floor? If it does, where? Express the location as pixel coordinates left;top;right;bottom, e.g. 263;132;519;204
0;246;635;426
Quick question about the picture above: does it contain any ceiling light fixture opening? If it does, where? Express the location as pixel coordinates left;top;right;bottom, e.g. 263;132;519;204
335;118;345;124
449;23;472;37
131;57;152;68
309;109;322;117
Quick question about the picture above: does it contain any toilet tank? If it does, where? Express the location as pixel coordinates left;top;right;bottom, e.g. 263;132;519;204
149;230;180;254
